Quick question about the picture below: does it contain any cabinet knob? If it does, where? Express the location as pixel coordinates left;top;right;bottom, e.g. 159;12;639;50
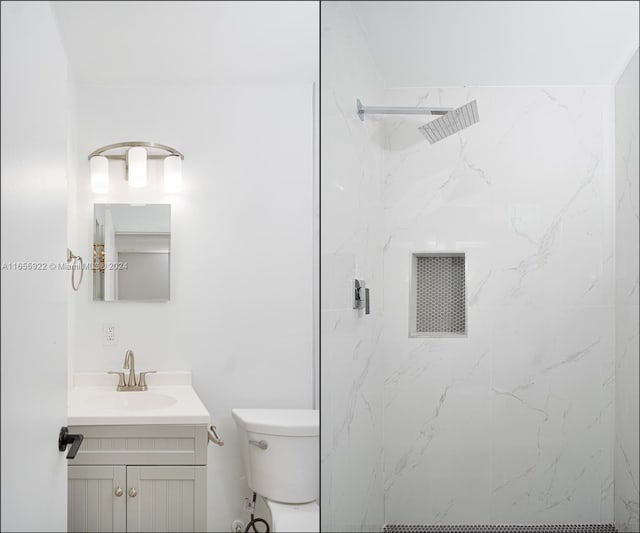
114;486;123;497
128;488;137;498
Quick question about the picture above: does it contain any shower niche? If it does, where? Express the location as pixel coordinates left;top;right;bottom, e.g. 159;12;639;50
409;252;466;337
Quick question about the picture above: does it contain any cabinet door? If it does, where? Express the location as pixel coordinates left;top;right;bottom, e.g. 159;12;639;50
68;465;126;533
126;466;206;532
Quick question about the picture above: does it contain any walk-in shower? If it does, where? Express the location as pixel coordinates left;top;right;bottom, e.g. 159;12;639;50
326;2;639;532
356;98;479;143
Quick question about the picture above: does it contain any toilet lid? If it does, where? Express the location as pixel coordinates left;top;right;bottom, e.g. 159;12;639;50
232;409;319;437
265;500;319;532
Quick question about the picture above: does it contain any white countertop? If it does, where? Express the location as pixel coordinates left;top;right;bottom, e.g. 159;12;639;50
68;372;211;425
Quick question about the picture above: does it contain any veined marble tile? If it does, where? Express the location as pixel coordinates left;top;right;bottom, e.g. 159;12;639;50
321;2;385;531
614;51;639;533
380;86;616;525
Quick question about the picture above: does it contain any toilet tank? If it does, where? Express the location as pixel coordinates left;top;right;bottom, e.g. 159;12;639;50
231;409;318;504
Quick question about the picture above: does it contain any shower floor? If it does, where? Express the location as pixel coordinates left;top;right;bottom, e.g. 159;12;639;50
382;525;617;533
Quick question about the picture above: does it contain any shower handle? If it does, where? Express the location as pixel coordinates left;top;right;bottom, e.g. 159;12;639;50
353;279;371;315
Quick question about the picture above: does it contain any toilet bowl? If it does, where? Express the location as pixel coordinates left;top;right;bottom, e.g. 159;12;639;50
231;408;319;533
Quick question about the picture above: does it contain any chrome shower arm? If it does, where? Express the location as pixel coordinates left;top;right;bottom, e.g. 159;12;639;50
357;99;452;121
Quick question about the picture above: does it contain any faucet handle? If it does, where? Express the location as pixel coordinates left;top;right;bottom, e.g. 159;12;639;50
138;371;156;390
107;371;126;389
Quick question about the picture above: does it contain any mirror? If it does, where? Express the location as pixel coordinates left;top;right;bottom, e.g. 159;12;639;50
93;204;171;302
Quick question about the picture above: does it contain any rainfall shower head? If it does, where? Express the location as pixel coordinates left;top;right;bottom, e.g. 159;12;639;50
418;100;479;144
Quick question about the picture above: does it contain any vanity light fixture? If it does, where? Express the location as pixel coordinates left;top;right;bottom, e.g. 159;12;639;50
88;141;184;193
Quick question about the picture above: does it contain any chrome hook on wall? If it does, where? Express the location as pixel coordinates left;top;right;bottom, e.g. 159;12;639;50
207;425;224;447
67;248;84;291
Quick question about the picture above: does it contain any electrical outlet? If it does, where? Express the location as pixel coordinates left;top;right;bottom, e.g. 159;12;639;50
243;497;255;513
103;323;116;346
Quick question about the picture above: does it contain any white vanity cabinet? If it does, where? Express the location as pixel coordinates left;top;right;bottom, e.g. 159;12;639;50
67;424;208;533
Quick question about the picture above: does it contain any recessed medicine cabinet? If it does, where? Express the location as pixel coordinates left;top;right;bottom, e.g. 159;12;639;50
93;204;171;302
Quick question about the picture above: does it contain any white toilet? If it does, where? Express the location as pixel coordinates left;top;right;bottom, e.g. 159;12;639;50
231;408;319;533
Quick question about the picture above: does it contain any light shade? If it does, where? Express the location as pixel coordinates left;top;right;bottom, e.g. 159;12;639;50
127;147;147;188
90;156;109;193
163;156;182;192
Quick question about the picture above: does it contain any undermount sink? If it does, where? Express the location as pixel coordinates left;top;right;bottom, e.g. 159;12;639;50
85;391;177;411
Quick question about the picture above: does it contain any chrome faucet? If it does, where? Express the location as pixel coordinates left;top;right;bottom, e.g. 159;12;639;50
108;349;156;391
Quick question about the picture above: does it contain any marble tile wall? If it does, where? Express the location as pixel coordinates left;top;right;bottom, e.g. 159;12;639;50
321;2;385;531
614;50;639;533
379;86;616;525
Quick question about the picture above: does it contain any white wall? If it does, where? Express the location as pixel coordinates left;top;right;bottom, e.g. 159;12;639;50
68;82;315;532
380;86;616;525
0;2;70;530
614;50;640;533
320;3;385;531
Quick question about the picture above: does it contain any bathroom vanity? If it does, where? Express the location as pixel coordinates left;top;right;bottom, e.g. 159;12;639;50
66;372;211;532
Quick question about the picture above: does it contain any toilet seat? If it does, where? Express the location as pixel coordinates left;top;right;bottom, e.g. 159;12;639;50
264;498;319;533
